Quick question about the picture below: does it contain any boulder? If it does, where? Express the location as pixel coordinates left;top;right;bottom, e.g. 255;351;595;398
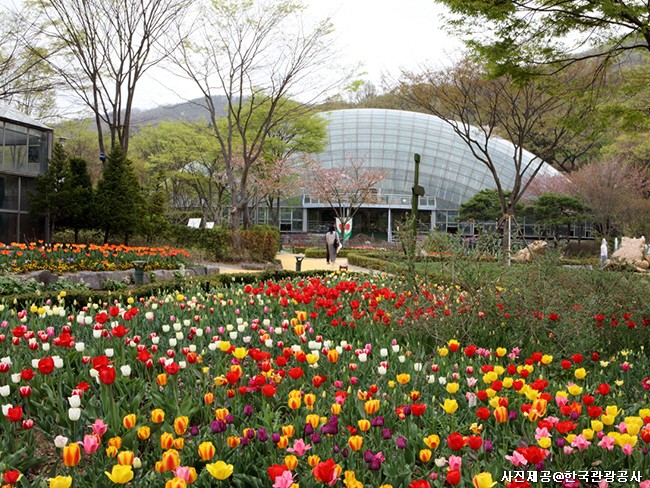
22;270;59;285
607;236;647;272
512;240;548;263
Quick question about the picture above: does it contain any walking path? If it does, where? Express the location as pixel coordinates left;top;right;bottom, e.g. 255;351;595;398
215;251;375;274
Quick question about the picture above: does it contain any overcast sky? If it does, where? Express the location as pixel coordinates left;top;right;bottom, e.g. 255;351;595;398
133;0;464;109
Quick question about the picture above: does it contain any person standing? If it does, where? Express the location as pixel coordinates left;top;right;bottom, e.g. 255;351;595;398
325;225;339;265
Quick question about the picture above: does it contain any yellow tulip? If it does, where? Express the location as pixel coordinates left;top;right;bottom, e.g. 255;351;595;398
137;426;150;440
348;435;363;451
233;347;247;359
440;398;458;414
446;382;459;394
117;450;135;466
198;441;216;461
495;347;507;357
423;434;440;449
122;413;136;428
419;448;432;462
151;408;165;423
537;437;551;449
473;472;497;488
173;416;189;435
574;368;587;380
104;465;134;484
438;347;449;357
49;476;72;488
206;460;234;480
285;454;298;470
396;373;410;384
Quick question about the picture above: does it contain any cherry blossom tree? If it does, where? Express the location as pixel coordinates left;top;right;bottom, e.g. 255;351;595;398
301;156;387;240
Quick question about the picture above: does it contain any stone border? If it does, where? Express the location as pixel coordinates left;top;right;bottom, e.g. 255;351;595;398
19;265;221;291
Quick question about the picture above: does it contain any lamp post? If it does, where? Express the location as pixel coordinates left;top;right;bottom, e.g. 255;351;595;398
411;153;425;253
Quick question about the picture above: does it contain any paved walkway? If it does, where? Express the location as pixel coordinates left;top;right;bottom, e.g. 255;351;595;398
215;252;372;274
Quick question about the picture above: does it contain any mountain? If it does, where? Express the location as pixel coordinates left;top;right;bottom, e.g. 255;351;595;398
129;95;231;128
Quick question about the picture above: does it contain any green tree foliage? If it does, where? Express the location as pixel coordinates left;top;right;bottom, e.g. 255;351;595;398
53;119;102;180
140;174;169;244
435;0;650;76
599;57;650;167
459;189;516;222
523;193;588;240
130;121;226;225
30;142;70;238
94;145;145;244
61;157;94;243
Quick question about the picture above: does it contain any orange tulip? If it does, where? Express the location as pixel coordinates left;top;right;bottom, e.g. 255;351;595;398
282;425;295;438
198;441;216;461
227;436;241;448
122;413;137;429
117;450;135;466
160;432;174;450
493;406;508;423
151;408;165;423
357;419;371;432
364;399;380;415
63;443;81;467
174;416;189;435
348;435;363;451
160;449;180;472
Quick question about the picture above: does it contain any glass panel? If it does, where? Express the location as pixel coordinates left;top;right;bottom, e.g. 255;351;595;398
20;176;37;211
0;212;18;243
27;129;48;175
3;123;28;173
0;174;19;210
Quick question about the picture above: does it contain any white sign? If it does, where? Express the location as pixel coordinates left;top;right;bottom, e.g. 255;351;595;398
187;218;201;228
205;222;215;229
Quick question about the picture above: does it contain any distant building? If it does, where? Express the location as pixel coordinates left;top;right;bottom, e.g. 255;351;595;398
0;103;53;243
253;109;591;240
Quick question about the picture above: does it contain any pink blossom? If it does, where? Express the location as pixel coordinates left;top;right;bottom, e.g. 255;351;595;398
597;481;609;488
273;470;295;488
333;380;343;388
598;436;615;450
639;481;650;488
570;434;591;451
447;455;462;471
535;427;550;440
466;377;478;388
563;446;575;455
173;466;194;482
505;450;528;467
555;396;569;407
616;422;627;433
287;438;311;456
78;434;100;455
88;419;108;437
622;443;634;456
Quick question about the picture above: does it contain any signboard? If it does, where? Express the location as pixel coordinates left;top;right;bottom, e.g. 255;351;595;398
187;218;201;228
335;218;353;241
205;222;215;229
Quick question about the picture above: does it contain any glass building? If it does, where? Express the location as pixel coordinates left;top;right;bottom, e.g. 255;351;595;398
0;103;53;244
284;108;586;240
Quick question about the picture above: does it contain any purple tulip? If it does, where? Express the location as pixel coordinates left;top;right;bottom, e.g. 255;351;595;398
246;429;255;439
240;437;249;446
371;416;385;427
333;444;340;454
304;424;314;436
556;438;565;448
396;436;407;449
190;425;200;436
243;404;253;416
210;420;226;433
311;433;322;444
271;433;281;443
225;414;235;424
483;439;494;452
342;448;349;458
508;410;518;420
257;429;268;442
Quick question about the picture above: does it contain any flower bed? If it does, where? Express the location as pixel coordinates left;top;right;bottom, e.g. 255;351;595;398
0;274;649;487
0;242;190;275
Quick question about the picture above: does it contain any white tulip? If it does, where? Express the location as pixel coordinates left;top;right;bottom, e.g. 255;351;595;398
229;332;237;340
54;435;69;448
68;407;81;421
195;329;203;337
75;342;85;352
189;345;196;352
93;330;102;339
169;338;177;347
42;343;50;352
84;316;93;325
173;323;182;331
11;373;21;384
0;385;10;397
380;348;388;357
68;395;81;408
175;332;184;340
53;356;63;368
121;365;132;377
414;362;423;372
104;349;114;358
162;325;170;333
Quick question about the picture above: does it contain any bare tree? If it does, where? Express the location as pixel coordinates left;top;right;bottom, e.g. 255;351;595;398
0;9;58;119
570;158;650;238
29;0;192;155
397;59;602;264
301;156;387;240
172;0;347;231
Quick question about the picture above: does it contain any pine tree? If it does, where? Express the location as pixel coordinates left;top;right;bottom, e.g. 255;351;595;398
61;157;94;243
30;142;70;239
94;145;145;243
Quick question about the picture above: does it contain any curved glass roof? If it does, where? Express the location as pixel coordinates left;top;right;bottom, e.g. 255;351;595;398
315;109;557;210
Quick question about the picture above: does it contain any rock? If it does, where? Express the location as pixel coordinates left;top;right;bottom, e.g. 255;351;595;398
512;240;548;263
22;270;58;285
608;236;647;271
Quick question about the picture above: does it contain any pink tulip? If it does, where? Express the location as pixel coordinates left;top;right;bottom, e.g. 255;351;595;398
287;438;311;456
505;450;528;467
447;455;462;471
89;419;108;437
78;434;100;455
273;470;295;488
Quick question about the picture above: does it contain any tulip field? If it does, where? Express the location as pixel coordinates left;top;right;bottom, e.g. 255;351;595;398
1;272;649;487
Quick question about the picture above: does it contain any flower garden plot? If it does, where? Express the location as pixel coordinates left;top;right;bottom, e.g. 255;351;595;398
0;243;189;274
0;275;649;487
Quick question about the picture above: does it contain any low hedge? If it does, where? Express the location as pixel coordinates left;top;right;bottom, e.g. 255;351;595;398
1;268;335;310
